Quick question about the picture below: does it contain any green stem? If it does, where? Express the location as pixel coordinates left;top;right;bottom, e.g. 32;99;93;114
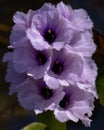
37;111;66;130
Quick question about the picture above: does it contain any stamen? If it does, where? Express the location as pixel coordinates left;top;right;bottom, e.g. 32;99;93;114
52;60;63;74
48;29;52;34
59;95;69;109
40;84;53;99
44;29;56;44
36;51;47;65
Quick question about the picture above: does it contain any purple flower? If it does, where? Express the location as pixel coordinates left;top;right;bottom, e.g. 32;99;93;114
12;42;52;78
10;9;34;48
57;2;96;57
26;10;74;50
57;2;93;31
77;58;98;98
45;47;84;88
10;3;55;48
54;85;95;127
17;78;65;112
3;52;27;95
68;31;96;57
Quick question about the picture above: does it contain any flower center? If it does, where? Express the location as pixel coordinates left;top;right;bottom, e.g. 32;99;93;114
59;95;69;109
44;29;56;44
36;51;47;65
52;61;63;74
40;85;53;99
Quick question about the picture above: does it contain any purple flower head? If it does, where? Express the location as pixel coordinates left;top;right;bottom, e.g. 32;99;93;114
3;2;98;127
26;10;74;50
17;78;65;113
54;85;95;127
12;42;52;78
45;47;84;88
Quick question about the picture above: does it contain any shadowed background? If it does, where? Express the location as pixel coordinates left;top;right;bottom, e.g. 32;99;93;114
0;0;104;130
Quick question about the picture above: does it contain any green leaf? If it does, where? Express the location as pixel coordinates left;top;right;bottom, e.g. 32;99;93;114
96;76;104;106
37;111;66;130
21;122;48;130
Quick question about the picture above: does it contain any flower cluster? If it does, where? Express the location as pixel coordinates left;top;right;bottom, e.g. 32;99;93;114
3;2;98;127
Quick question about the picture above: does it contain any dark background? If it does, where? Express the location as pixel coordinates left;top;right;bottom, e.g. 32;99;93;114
0;0;104;130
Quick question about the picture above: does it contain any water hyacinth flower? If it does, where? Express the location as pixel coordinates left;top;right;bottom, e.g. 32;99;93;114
69;31;96;57
3;52;28;95
12;41;52;78
54;85;95;127
26;10;74;51
17;78;65;112
45;47;84;88
3;1;98;128
9;10;34;48
77;58;98;98
57;2;96;57
57;2;93;31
